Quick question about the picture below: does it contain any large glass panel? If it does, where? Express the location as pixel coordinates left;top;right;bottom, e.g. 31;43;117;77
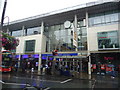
105;14;111;23
89;17;94;26
101;16;105;24
54;30;60;40
45;21;87;52
27;27;41;35
110;13;119;22
12;30;23;37
97;31;119;49
89;11;119;27
78;36;87;50
81;27;87;36
60;29;66;36
94;16;101;25
68;29;72;35
25;40;36;52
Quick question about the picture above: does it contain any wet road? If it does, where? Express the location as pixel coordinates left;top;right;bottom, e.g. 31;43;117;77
0;72;119;90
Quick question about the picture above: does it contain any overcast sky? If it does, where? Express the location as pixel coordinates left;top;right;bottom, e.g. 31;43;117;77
1;0;97;22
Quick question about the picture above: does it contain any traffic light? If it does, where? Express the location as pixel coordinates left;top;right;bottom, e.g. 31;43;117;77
52;50;58;56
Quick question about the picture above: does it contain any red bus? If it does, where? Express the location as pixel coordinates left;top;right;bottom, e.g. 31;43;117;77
0;50;13;72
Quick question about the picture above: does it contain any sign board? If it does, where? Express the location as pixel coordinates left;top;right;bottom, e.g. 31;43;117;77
73;15;78;47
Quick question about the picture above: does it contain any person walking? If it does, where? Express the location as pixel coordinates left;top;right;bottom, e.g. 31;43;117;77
40;64;43;75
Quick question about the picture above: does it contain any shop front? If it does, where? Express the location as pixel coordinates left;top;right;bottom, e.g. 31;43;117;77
91;52;120;77
41;53;88;76
20;54;39;72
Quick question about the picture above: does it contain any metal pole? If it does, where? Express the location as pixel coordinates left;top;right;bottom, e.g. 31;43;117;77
4;16;9;33
38;21;44;75
86;11;91;77
1;0;7;29
0;0;7;64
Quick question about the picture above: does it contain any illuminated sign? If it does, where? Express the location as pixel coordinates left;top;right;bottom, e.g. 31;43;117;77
104;57;114;60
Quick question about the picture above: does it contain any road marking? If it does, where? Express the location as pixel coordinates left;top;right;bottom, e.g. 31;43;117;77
0;80;5;84
5;82;31;86
1;80;31;86
92;80;96;89
60;79;72;84
44;87;51;90
13;76;61;83
24;87;36;89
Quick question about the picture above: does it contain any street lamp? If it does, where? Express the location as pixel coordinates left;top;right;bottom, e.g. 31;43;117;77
3;16;9;33
0;0;7;55
0;0;7;30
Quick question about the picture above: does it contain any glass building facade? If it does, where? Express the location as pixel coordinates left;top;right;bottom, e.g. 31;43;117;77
89;11;120;27
4;1;120;76
11;10;120;53
44;21;87;52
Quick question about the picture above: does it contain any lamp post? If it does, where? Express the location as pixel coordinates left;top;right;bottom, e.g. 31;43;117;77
4;16;9;33
0;0;7;60
0;0;7;30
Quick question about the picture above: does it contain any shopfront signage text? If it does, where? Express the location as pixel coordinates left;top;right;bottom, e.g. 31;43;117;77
104;57;114;60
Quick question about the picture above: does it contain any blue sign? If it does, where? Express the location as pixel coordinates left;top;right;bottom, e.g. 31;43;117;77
22;54;39;58
42;53;78;57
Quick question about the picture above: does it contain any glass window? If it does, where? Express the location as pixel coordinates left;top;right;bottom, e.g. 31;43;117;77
61;30;66;36
54;30;60;40
25;40;36;52
97;31;119;49
27;27;41;35
110;13;119;22
46;22;87;52
89;11;119;27
94;16;101;24
81;27;87;36
101;16;105;24
12;30;23;37
89;17;94;26
105;14;111;23
78;36;87;50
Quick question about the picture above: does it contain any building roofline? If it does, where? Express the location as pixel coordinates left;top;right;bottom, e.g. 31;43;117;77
7;0;118;25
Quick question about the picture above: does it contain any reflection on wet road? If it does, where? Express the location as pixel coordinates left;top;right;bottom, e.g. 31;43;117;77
0;72;119;89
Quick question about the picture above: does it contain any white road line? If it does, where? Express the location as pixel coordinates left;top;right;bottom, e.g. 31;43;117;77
44;87;51;90
92;80;96;89
0;80;5;84
5;82;31;86
13;76;61;83
60;79;72;84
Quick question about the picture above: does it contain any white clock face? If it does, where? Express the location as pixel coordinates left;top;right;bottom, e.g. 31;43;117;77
64;21;71;28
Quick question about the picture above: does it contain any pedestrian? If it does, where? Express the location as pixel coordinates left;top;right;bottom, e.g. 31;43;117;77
100;64;106;75
111;67;116;78
40;64;43;75
14;63;18;72
22;61;26;72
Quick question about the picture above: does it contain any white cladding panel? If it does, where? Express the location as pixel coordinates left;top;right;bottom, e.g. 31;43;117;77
16;34;46;54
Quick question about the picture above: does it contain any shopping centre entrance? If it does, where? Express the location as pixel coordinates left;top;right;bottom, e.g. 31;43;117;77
41;54;88;76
